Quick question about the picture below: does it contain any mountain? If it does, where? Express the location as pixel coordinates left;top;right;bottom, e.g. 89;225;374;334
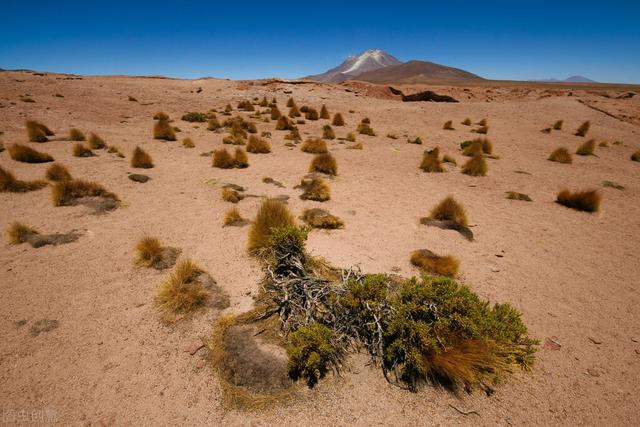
535;76;597;83
353;60;483;84
306;49;401;83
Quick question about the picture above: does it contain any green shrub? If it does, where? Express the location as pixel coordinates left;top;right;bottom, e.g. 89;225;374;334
181;112;207;122
287;323;340;387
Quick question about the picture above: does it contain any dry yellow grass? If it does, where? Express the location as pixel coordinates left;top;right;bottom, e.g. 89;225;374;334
69;128;86;141
25;120;53;142
305;108;319;120
300;208;344;229
0;166;47;193
575;121;590;137
135;237;164;268
410;250;459;277
270;106;282;120
247;199;295;251
45;163;72;182
357;122;376;136
472;125;489;135
153;112;169;120
8;144;54;163
223;208;246;226
332;113;345;126
347;142;363;150
88;133;107;149
309;153;338;175
208;117;222;131
461;118;472;126
6;222;38;245
462;138;492;156
556;189;601;212
156;259;210;315
222;188;244;203
154;118;176;141
234;148;249;168
322;125;335;140
320;105;330;120
213;149;235;169
548;147;572;163
51;179;119;207
301;138;328;154
72;143;93;158
299;177;331;201
443;120;454;130
429;196;468;226
107;145;125;158
131;146;154;168
288;105;301;118
346;132;356;142
553;120;564;130
182;137;195;148
420;148;444;173
246;135;271;153
275;116;293;131
576;139;596;156
286;97;295;108
462;153;487;176
477;118;487;126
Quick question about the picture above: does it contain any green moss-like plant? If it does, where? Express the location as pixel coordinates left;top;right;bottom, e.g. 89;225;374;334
287;323;341;387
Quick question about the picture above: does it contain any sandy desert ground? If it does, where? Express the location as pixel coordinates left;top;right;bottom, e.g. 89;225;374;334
1;70;639;426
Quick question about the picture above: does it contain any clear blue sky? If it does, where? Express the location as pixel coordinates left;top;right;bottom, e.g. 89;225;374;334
1;0;639;83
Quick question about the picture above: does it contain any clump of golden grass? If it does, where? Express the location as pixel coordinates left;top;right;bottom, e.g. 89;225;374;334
553;120;563;130
548;147;572;163
420;148;444;172
213;149;235;169
224;104;233;113
284;128;301;141
238;100;255;111
442;154;457;165
270;106;282;120
88;133;106;149
345;132;356;142
556;189;601;212
576;139;595;156
298;177;330;201
8;144;53;163
461;118;472;126
72;143;93;158
309;153;337;175
234;148;249;168
286;97;295;108
301;138;327;154
322;125;335;140
462;153;487;176
25;120;54;142
289;105;301;118
69;128;85;141
575;121;590;137
598;141;609;148
208;117;221;131
182;137;195;148
246;135;271;153
300;208;344;229
477;119;487;126
506;191;532;201
0;166;47;193
408;137;423;145
222;188;244;203
410;249;459;277
224;208;246;226
462;138;492;156
347;142;363;150
332;113;345;126
51;179;118;207
46;163;72;182
357;122;376;136
154;112;169;120
632;150;640;162
107;145;125;158
247;199;295;252
154;118;176;141
275;116;294;131
135;237;164;268
6;222;38;245
131;146;154;168
472;126;489;134
259;96;268;107
305;108;319;120
429;196;468;226
443;120;454;130
128;95;137;102
156;259;210;316
319;105;330;119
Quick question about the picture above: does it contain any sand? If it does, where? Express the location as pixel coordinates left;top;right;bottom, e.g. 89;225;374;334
1;70;639;426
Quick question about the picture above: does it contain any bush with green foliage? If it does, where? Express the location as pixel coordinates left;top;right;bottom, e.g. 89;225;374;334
181;112;207;122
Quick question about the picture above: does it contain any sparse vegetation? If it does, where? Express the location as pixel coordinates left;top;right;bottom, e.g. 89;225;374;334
224;208;246;226
632;150;640;162
305;108;319;120
213;149;235;169
222;188;244;203
357;122;376;136
553;120;563;130
0;166;47;193
247;199;295;252
286;98;295;108
443;120;454;130
322;125;335;140
72;143;93;158
107;145;125;158
301;138;327;154
473;126;489;134
289;105;301;118
25;120;53;142
346;132;356;142
234;148;249;168
556;189;601;212
462;153;488;176
428;196;468;226
276;116;294;131
477;118;487;126
576;139;596;156
153;112;169;120
182;112;207;122
548;147;572;164
246;135;271;153
347;142;363;150
207;116;222;131
154;118;177;141
270;106;282;120
462;138;492;156
88;133;106;149
599;141;609;147
6;222;38;245
8;144;54;163
300;208;344;229
69;128;86;141
51;179;119;207
46;163;72;182
156;259;210;316
506;191;532;201
575;121;590;137
309;153;337;175
182;137;195;148
461;118;472;126
130;146;153;168
238;100;255;112
420;148;444;172
287;324;341;387
320;105;330;120
298;177;330;201
332;113;345;126
135;237;163;268
410;249;459;277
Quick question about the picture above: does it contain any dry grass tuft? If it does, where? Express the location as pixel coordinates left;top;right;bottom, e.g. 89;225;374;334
6;222;38;245
247;199;295;252
301;138;327;154
598;141;609;148
25;120;53;142
153;112;169;120
410;249;459;277
276;116;294;131
69;128;85;141
346;132;356;142
289;105;301;118
234;148;249;168
443;120;454;130
506;191;532;201
154;118;177;141
156;259;210;316
207;117;222;131
442;154;457;165
286;97;295;108
46;163;72;182
107;145;125;158
462;153;487;176
181;112;207;122
131;146;154;168
182;137;195;148
477;119;487;126
322;125;335;140
347;142;363;150
556;189;601;212
320;105;330;120
246;135;271;153
224;208;247;226
213;149;235;169
576;139;595;156
553;120;563;130
462;138;492;156
472;125;489;134
51;179;119;207
222;188;244;203
357;122;376;136
461;118;472;126
332;113;345;126
8;144;54;163
298;177;330;201
72;143;93;158
309;153;337;175
300;208;344;229
632;150;640;162
305;108;319;120
429;196;468;226
135;237;164;268
270;106;282;120
420;148;444;172
238;100;255;112
548;147;572;163
0;166;47;193
575;121;590;137
88;133;106;149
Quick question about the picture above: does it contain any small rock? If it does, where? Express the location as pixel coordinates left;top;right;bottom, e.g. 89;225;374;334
129;174;150;183
184;340;204;355
588;337;602;345
543;337;561;351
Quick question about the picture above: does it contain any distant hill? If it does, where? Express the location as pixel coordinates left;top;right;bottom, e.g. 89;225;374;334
352;60;483;84
535;75;597;83
306;50;401;83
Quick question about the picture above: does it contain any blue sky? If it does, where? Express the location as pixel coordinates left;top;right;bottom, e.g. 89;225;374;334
1;1;639;83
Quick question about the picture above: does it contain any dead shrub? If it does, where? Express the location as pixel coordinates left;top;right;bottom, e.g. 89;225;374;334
576;139;595;156
309;153;337;175
548;147;572;164
301;138;327;154
135;237;180;270
575;121;590;137
234;148;249;168
556;189;601;212
632;150;640;162
289;105;301;118
208;117;222;131
462;138;492;156
462;154;487;176
246;135;271;153
46;163;72;182
25;120;53;142
247;199;295;252
156;259;211;317
410;249;459;277
213;149;235;169
0;166;46;193
300;208;343;229
154;118;176;141
8;144;53;163
153;112;169;120
461;118;472;126
131;146;154;168
276;116;294;131
72;143;94;158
